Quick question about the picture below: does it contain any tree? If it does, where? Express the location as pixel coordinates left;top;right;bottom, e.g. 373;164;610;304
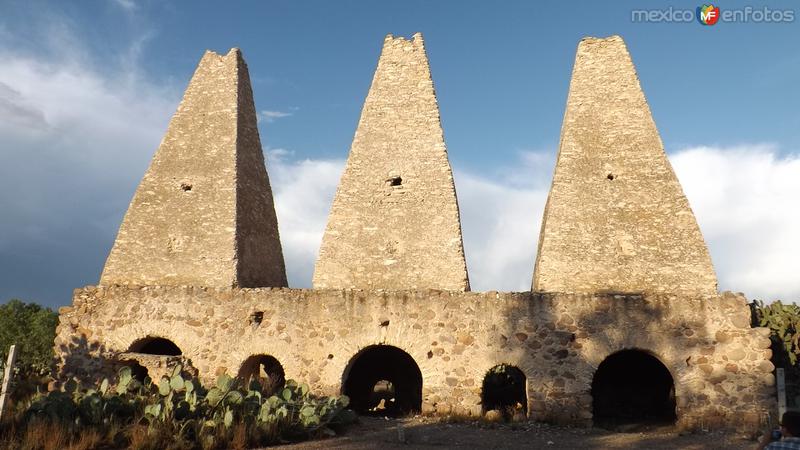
0;299;59;377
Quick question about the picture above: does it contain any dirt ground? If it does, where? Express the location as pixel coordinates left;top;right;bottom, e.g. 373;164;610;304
280;416;761;449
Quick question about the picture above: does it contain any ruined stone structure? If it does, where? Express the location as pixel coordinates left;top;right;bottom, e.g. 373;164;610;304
100;49;287;289
533;36;717;296
314;34;469;291
55;35;776;431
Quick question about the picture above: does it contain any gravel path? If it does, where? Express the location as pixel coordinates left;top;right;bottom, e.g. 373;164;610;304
279;417;759;449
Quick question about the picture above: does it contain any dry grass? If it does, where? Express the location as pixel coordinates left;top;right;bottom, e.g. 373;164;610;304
231;422;248;450
23;420;69;450
67;429;101;450
127;424;151;450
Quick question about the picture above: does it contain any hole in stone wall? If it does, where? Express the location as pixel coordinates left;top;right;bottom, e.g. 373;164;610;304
121;360;150;384
386;176;402;187
607;174;615;181
250;311;264;326
342;345;422;417
591;349;676;430
180;182;192;191
129;337;182;356
481;364;527;419
237;354;286;396
371;379;396;412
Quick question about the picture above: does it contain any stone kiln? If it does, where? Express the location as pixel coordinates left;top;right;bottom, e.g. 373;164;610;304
55;34;775;430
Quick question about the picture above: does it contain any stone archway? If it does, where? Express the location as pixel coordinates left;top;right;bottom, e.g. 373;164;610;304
591;349;676;428
342;345;423;416
237;354;286;395
128;336;182;356
481;364;527;418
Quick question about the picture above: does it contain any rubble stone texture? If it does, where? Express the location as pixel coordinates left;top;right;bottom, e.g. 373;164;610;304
55;287;774;431
100;49;287;288
313;33;470;291
533;36;717;295
57;35;776;432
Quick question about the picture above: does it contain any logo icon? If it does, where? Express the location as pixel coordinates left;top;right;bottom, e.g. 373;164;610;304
697;4;720;25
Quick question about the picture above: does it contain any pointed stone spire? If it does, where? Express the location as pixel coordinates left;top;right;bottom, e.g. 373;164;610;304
533;36;717;295
100;49;287;288
313;33;470;291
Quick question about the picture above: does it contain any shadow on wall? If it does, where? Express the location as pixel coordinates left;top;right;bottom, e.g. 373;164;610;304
128;336;182;356
497;293;717;428
591;349;676;429
481;364;528;420
237;354;286;396
341;345;423;417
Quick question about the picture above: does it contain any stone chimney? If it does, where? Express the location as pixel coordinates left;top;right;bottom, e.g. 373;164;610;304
533;36;717;295
313;33;470;291
100;49;287;288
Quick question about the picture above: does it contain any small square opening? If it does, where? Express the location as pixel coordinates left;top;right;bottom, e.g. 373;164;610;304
387;176;402;187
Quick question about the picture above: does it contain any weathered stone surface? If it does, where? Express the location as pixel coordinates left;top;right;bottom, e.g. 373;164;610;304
58;35;774;434
55;287;773;431
313;33;469;291
100;49;287;288
533;36;717;295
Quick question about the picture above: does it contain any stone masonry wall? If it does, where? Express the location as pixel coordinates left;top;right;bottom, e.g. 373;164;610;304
56;286;774;431
533;36;717;295
313;33;469;291
100;49;287;289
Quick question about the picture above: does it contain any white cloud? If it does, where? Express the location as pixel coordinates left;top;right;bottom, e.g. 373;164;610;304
267;149;344;287
0;22;178;306
266;150;553;291
454;151;554;292
672;145;800;301
454;169;546;292
258;110;292;123
113;0;137;12
1;11;796;305
267;146;800;302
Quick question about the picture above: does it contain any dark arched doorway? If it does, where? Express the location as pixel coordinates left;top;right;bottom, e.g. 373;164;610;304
481;364;527;419
342;345;422;416
237;354;286;396
129;336;182;356
591;349;676;428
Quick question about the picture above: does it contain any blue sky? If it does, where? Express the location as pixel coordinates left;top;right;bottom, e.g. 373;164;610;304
1;0;799;308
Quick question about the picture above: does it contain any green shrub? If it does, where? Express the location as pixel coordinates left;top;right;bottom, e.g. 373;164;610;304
751;299;800;408
21;365;355;449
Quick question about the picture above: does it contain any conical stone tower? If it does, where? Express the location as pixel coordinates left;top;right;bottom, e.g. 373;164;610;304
313;33;469;291
100;49;287;288
533;36;717;295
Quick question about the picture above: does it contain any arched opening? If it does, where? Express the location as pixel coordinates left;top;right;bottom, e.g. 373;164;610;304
481;364;527;419
129;337;182;356
237;354;286;396
121;360;150;384
591;349;676;429
342;345;422;416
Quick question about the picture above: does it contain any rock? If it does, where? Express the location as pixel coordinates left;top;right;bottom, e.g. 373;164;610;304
754;337;772;349
715;330;732;343
485;410;502;422
731;315;750;328
728;347;746;361
758;360;775;373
